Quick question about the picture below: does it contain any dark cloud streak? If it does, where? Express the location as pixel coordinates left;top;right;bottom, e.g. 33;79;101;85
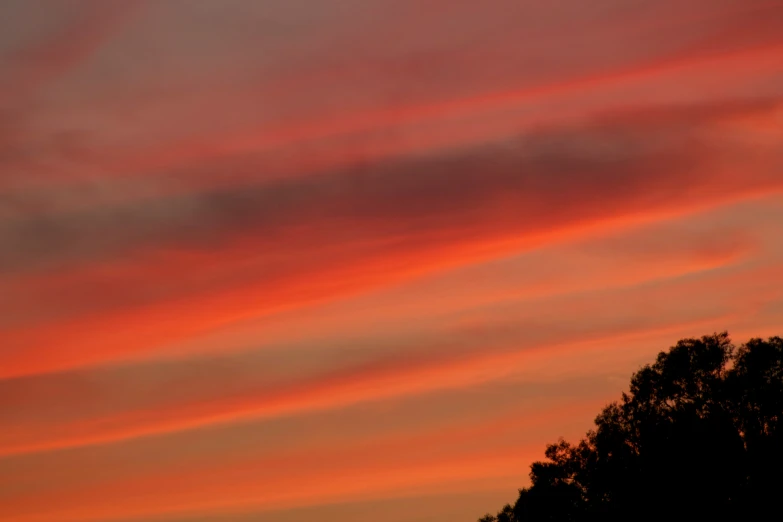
1;98;780;276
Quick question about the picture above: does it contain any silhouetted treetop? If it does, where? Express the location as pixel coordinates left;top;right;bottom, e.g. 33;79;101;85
479;332;783;522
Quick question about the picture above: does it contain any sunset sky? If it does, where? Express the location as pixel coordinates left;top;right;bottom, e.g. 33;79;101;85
1;1;782;520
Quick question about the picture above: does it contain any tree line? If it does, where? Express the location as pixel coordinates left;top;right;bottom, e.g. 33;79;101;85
479;332;783;521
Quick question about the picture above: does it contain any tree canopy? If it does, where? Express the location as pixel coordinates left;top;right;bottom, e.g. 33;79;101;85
479;332;783;522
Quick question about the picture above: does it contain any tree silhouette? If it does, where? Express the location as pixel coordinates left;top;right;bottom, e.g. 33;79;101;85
479;332;783;522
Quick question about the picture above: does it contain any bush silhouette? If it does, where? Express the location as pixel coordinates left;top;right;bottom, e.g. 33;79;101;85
479;332;783;521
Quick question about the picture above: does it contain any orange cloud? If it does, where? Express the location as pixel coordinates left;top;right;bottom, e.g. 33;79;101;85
1;2;782;521
0;399;604;522
3;98;781;378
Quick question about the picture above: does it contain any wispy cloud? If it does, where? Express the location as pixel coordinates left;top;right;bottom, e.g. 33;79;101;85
1;1;782;521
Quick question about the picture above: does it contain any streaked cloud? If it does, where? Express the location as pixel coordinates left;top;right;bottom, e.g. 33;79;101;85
1;1;781;521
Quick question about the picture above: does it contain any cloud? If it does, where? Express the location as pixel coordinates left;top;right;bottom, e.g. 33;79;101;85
3;241;780;457
1;2;782;521
1;98;781;378
0;0;144;101
5;96;781;272
0;398;606;522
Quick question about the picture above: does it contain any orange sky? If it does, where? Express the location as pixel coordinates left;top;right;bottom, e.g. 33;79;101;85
1;1;782;520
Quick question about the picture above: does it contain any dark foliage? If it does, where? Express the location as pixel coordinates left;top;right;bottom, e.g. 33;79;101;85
478;333;783;522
